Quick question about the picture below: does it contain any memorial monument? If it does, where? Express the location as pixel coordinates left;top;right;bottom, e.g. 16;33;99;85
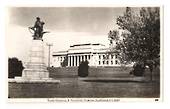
14;17;60;83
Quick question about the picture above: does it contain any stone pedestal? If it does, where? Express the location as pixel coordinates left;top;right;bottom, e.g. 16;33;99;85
14;40;60;83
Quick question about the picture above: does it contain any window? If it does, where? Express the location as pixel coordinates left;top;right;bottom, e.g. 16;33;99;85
106;61;109;65
103;55;105;59
106;55;109;59
115;60;118;64
99;61;100;65
103;61;105;64
111;61;113;65
99;55;101;59
115;55;118;59
88;55;90;60
61;57;62;61
111;55;114;59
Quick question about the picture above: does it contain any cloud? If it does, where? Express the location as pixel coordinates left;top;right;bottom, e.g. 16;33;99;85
8;7;125;34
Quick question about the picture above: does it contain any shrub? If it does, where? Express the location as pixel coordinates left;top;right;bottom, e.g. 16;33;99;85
132;62;145;76
78;60;89;77
8;57;24;78
61;56;68;67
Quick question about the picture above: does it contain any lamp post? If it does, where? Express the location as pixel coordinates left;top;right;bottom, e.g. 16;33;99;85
46;43;53;67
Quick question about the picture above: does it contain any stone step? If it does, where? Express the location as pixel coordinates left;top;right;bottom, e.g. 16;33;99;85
10;77;60;83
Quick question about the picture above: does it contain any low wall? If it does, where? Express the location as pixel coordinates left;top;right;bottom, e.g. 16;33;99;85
48;67;78;78
48;66;133;78
89;66;132;77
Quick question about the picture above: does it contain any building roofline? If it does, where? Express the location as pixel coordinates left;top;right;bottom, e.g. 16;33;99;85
53;50;68;54
70;43;105;47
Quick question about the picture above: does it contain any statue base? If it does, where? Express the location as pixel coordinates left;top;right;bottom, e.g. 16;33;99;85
12;40;60;83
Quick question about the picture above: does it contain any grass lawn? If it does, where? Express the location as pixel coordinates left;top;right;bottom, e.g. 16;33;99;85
8;66;160;98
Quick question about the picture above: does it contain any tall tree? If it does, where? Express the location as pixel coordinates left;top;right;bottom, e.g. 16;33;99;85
61;55;68;67
109;7;160;80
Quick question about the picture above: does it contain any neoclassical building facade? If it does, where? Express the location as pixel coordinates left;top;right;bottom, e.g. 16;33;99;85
52;43;120;67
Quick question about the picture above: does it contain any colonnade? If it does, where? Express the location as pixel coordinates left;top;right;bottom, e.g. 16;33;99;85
68;54;91;67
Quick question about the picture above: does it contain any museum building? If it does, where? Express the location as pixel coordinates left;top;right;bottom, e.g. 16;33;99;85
52;43;120;67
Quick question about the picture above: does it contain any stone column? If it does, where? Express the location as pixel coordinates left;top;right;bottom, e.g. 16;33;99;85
88;55;91;65
113;54;115;65
81;55;83;62
70;55;73;67
74;55;76;66
109;54;111;66
77;55;79;66
83;55;85;61
80;55;82;63
68;56;70;67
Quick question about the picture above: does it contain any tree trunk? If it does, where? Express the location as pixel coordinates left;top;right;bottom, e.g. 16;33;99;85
150;71;152;81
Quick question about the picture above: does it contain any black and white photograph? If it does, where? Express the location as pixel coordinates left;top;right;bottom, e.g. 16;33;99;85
6;7;161;101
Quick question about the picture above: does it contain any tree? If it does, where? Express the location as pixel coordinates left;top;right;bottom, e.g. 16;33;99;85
8;57;24;78
109;7;160;80
61;55;68;67
78;60;89;77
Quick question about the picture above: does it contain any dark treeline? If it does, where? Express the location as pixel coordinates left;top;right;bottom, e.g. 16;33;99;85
8;57;24;78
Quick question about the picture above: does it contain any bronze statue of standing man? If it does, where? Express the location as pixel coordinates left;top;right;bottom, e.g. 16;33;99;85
29;17;49;41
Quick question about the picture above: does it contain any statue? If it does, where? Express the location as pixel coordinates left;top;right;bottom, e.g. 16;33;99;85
28;17;49;40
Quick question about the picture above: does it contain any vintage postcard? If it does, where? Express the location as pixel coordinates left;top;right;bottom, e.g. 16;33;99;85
6;6;163;102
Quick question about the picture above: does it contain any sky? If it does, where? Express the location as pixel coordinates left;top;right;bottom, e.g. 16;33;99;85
6;7;126;64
